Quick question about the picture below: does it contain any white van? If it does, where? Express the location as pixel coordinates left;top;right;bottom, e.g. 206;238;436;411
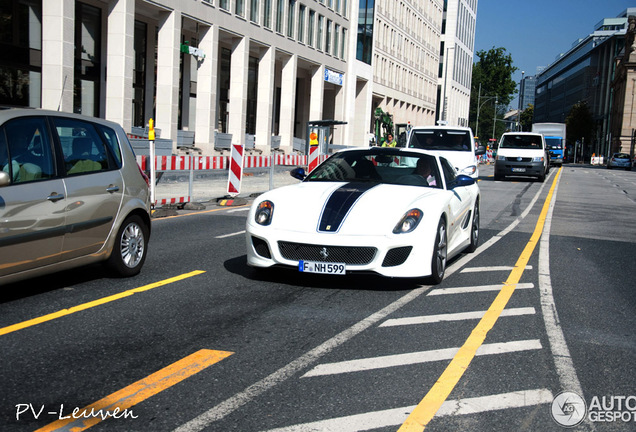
407;126;485;179
494;132;549;182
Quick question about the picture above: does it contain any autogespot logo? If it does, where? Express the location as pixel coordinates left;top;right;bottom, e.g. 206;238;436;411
551;391;587;427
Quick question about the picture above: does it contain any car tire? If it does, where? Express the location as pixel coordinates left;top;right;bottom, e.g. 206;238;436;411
106;215;149;277
466;201;479;253
494;172;503;181
429;218;447;285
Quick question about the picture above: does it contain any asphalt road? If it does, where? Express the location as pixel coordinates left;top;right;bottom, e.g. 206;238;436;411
1;163;635;432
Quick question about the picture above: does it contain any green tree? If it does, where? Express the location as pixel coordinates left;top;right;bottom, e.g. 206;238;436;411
470;47;518;144
520;104;534;132
566;102;595;162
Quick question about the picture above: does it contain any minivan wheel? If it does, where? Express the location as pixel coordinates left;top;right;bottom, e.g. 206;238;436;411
107;215;148;277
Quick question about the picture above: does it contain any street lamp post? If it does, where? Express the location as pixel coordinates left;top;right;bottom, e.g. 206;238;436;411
517;71;525;131
492;96;498;141
475;83;498;139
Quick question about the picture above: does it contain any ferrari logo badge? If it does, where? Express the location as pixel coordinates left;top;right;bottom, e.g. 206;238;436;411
320;247;329;260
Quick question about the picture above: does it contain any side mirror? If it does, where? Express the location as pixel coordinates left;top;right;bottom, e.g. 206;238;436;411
0;171;10;187
449;174;475;189
475;145;487;156
290;167;306;180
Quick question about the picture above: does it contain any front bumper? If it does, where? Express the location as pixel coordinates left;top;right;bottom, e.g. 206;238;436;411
245;226;436;278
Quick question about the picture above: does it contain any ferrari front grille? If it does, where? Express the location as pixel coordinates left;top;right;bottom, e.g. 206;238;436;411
278;241;377;265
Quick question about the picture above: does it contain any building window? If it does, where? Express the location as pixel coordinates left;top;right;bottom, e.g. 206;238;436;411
220;0;229;11
236;0;245;17
74;2;101;116
308;9;315;47
298;5;306;43
250;0;259;22
133;20;147;127
0;0;42;108
356;0;374;64
317;14;324;50
263;0;272;28
287;0;295;38
334;24;339;58
247;56;258;134
341;27;347;60
326;19;332;54
218;48;231;133
276;0;284;33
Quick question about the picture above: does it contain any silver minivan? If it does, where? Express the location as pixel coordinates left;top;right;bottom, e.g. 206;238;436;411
0;109;151;285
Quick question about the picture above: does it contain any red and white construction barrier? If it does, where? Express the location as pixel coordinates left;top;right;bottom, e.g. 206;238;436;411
227;144;245;196
135;153;329;206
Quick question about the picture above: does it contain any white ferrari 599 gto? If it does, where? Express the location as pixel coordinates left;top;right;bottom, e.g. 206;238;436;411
245;147;480;284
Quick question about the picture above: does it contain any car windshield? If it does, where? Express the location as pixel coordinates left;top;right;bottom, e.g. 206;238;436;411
408;130;471;152
305;150;442;189
545;137;563;149
613;153;630;159
499;134;543;149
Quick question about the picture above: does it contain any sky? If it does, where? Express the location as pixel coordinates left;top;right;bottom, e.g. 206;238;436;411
474;0;633;108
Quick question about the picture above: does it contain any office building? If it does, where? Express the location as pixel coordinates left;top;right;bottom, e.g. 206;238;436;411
436;0;477;127
1;0;465;155
534;8;633;159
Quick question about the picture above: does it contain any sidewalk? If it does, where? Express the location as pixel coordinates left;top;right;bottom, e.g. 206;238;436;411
152;166;300;213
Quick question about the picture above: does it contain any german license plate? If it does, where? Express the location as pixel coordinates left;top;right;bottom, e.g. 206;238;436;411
512;167;526;173
299;260;346;275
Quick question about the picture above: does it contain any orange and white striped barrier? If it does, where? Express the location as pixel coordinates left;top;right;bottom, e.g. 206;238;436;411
227;143;245;196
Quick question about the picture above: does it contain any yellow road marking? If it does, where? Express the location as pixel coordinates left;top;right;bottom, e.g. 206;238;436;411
398;167;562;431
0;271;205;337
35;349;233;432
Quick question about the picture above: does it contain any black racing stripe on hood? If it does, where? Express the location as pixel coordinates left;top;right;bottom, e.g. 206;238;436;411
318;182;379;232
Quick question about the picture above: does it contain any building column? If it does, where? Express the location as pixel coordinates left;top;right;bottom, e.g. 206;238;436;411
309;64;324;122
41;0;74;111
105;0;135;131
156;10;181;151
255;46;275;154
279;54;298;151
228;36;249;147
194;24;218;154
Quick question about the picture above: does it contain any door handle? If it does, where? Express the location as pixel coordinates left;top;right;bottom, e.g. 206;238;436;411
106;185;120;193
47;193;65;202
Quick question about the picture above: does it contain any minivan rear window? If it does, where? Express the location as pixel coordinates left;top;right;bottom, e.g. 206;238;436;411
409;130;471;152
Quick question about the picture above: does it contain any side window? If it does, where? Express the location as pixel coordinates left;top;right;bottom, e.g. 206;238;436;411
2;117;55;184
97;125;122;167
440;157;457;186
52;118;110;175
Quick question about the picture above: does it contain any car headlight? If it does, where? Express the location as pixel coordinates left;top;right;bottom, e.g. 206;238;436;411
460;165;477;175
255;200;274;226
532;156;545;162
496;155;505;160
393;209;423;234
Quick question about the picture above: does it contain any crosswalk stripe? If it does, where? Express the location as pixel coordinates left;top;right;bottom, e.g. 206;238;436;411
380;307;536;327
261;389;554;432
428;282;534;295
302;339;542;378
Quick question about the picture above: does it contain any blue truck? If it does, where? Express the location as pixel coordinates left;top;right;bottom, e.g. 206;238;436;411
532;123;567;166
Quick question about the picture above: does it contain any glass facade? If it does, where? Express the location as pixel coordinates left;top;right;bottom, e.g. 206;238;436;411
356;0;374;64
74;2;101;117
0;0;42;108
